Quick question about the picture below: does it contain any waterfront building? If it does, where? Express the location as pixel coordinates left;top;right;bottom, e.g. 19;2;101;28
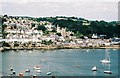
92;34;98;39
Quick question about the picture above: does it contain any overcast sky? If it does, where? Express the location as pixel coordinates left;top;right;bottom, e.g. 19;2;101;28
0;0;119;21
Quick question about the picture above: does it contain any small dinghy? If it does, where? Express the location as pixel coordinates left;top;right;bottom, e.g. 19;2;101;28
12;71;16;74
10;67;13;71
25;69;30;73
36;70;41;73
104;70;112;74
92;66;97;71
47;71;52;75
46;64;52;75
34;66;40;70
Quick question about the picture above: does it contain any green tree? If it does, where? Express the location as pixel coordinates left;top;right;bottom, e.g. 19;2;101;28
37;25;46;31
56;33;61;36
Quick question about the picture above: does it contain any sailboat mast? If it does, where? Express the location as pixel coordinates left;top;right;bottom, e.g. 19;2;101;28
105;49;110;61
107;49;110;61
48;64;50;71
105;49;107;60
108;64;110;71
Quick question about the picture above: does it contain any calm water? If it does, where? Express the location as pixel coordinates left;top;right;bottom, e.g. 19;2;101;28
0;49;119;76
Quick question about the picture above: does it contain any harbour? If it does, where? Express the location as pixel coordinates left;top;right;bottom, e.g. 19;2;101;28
1;49;119;76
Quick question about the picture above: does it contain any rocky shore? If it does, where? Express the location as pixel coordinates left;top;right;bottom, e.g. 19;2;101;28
0;44;119;52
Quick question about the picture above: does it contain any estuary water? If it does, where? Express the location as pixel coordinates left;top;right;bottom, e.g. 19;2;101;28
0;49;119;76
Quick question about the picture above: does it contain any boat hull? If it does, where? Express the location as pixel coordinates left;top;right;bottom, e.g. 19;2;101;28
104;71;112;74
92;66;97;71
100;60;110;64
47;72;52;75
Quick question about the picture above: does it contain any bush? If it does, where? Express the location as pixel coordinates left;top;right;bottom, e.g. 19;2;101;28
56;33;61;36
41;40;53;45
3;42;10;47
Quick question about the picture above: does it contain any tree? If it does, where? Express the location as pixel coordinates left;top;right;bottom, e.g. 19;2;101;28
56;33;61;36
37;25;46;31
31;23;35;27
14;41;19;47
41;40;53;45
3;42;10;47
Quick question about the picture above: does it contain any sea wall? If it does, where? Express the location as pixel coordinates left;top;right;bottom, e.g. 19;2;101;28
1;44;119;52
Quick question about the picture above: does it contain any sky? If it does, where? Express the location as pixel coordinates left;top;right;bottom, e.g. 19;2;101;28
0;0;119;21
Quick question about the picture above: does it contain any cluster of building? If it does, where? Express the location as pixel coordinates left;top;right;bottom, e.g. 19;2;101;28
0;16;120;50
0;15;2;47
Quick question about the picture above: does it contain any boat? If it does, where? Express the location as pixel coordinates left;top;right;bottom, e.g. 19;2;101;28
46;65;52;75
34;66;40;70
47;71;52;75
104;64;112;74
0;47;4;52
75;65;80;67
19;73;24;76
36;70;41;73
29;51;32;53
34;65;41;73
104;70;112;74
33;74;37;77
10;72;13;75
100;59;110;63
92;66;97;71
25;69;30;72
10;65;13;71
10;67;13;71
12;71;16;74
100;49;111;64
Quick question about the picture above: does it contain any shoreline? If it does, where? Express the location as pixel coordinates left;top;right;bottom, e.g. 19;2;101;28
1;45;120;51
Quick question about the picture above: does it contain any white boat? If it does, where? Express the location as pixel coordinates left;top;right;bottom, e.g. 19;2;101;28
100;59;110;63
10;67;13;71
25;69;30;72
75;65;80;67
36;69;41;73
100;49;111;64
46;65;52;75
29;51;32;53
12;71;16;74
47;71;52;75
34;66;40;70
34;65;41;73
33;74;37;77
10;72;13;75
104;70;112;74
104;64;112;74
92;66;97;71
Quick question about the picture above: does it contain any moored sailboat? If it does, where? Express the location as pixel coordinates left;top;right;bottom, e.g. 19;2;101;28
100;49;111;64
104;64;112;74
46;65;52;75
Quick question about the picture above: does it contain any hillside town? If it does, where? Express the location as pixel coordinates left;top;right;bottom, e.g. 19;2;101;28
0;15;120;51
